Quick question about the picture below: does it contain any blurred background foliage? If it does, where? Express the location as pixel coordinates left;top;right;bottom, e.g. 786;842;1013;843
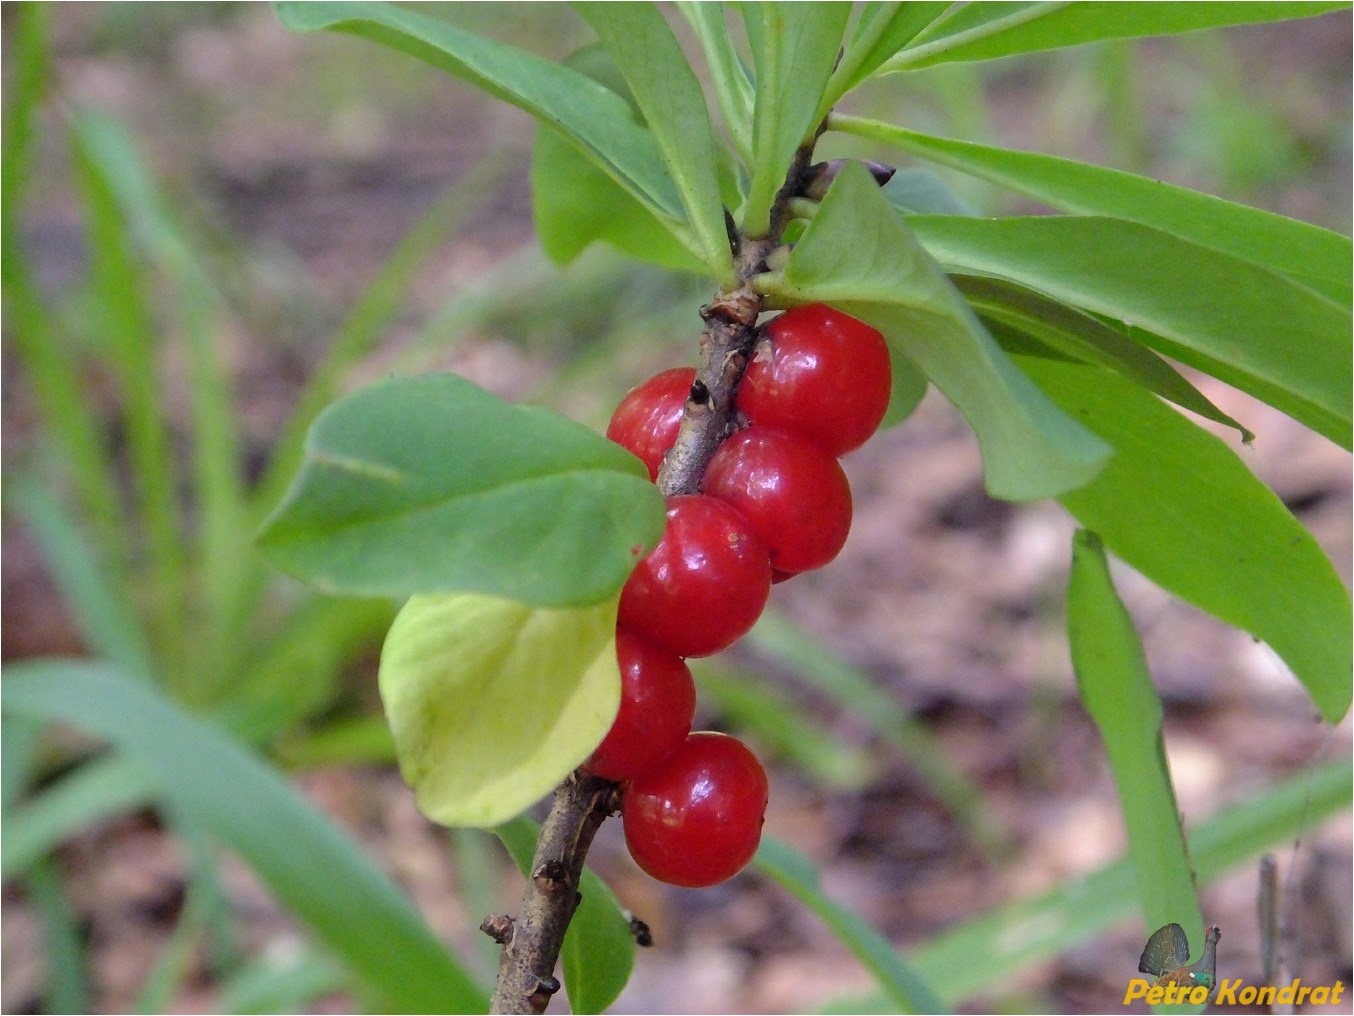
2;3;1350;1013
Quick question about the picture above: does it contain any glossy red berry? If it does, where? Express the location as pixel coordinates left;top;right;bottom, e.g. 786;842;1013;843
582;628;696;782
703;427;853;575
618;495;771;658
737;304;892;457
623;732;768;888
606;367;696;482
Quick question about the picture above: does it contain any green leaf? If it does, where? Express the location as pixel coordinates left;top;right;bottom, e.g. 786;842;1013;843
25;860;91;1015
954;274;1252;441
762;161;1110;501
495;816;635;1014
833;116;1351;304
2;658;486;1013
379;593;620;828
910;215;1352;449
572;3;735;282
678;2;755;165
754;837;947;1013
883;168;979;217
273;2;688;229
3;755;155;879
1067;530;1206;969
828;758;1350;1011
530;47;708;273
1018;356;1352;723
740;3;852;237
823;2;953;105
257;372;665;607
885;2;1350;70
218;951;348;1015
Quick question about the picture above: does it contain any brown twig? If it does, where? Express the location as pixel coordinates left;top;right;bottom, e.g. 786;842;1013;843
482;125;830;1016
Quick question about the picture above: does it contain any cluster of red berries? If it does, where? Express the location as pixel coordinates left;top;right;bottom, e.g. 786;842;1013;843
585;304;892;888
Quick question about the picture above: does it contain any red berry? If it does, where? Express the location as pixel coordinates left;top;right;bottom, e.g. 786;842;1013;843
582;629;696;782
623;732;768;888
737;304;891;457
618;495;771;658
703;428;852;575
606;367;696;482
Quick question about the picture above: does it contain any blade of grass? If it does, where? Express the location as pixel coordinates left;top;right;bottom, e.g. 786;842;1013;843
1;714;46;812
754;836;947;1014
8;477;155;679
217;951;348;1015
24;859;91;1016
748;610;1013;857
3;658;487;1013
1068;529;1205;1003
2;754;156;880
68;108;248;701
826;758;1351;1010
67;115;190;693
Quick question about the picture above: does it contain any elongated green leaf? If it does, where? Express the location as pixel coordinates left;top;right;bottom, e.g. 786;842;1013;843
954;275;1251;440
257;372;665;606
571;4;733;281
827;759;1351;1011
2;658;485;1013
380;593;620;827
762;162;1110;501
495;817;634;1014
1068;530;1205;967
1019;356;1351;723
755;837;947;1013
25;860;91;1015
273;2;686;227
8;478;156;680
531;46;708;273
885;2;1348;70
678;2;755;164
911;215;1352;449
3;755;156;879
740;3;852;238
70;108;250;696
218;951;348;1015
833;116;1351;304
822;2;952;107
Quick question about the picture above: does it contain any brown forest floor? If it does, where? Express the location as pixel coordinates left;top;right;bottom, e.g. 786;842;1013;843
3;6;1351;1014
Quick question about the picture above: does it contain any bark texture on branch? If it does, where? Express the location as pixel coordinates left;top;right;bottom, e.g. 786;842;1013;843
485;775;619;1014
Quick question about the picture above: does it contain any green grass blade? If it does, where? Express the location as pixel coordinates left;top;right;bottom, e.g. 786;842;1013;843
1068;530;1206;969
2;754;156;880
1;715;45;812
829;759;1350;1010
24;859;92;1015
67;115;191;689
69;108;249;698
217;951;349;1015
0;10;131;553
2;659;486;1013
833;115;1350;305
754;836;947;1014
749;610;1013;857
8;477;156;679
